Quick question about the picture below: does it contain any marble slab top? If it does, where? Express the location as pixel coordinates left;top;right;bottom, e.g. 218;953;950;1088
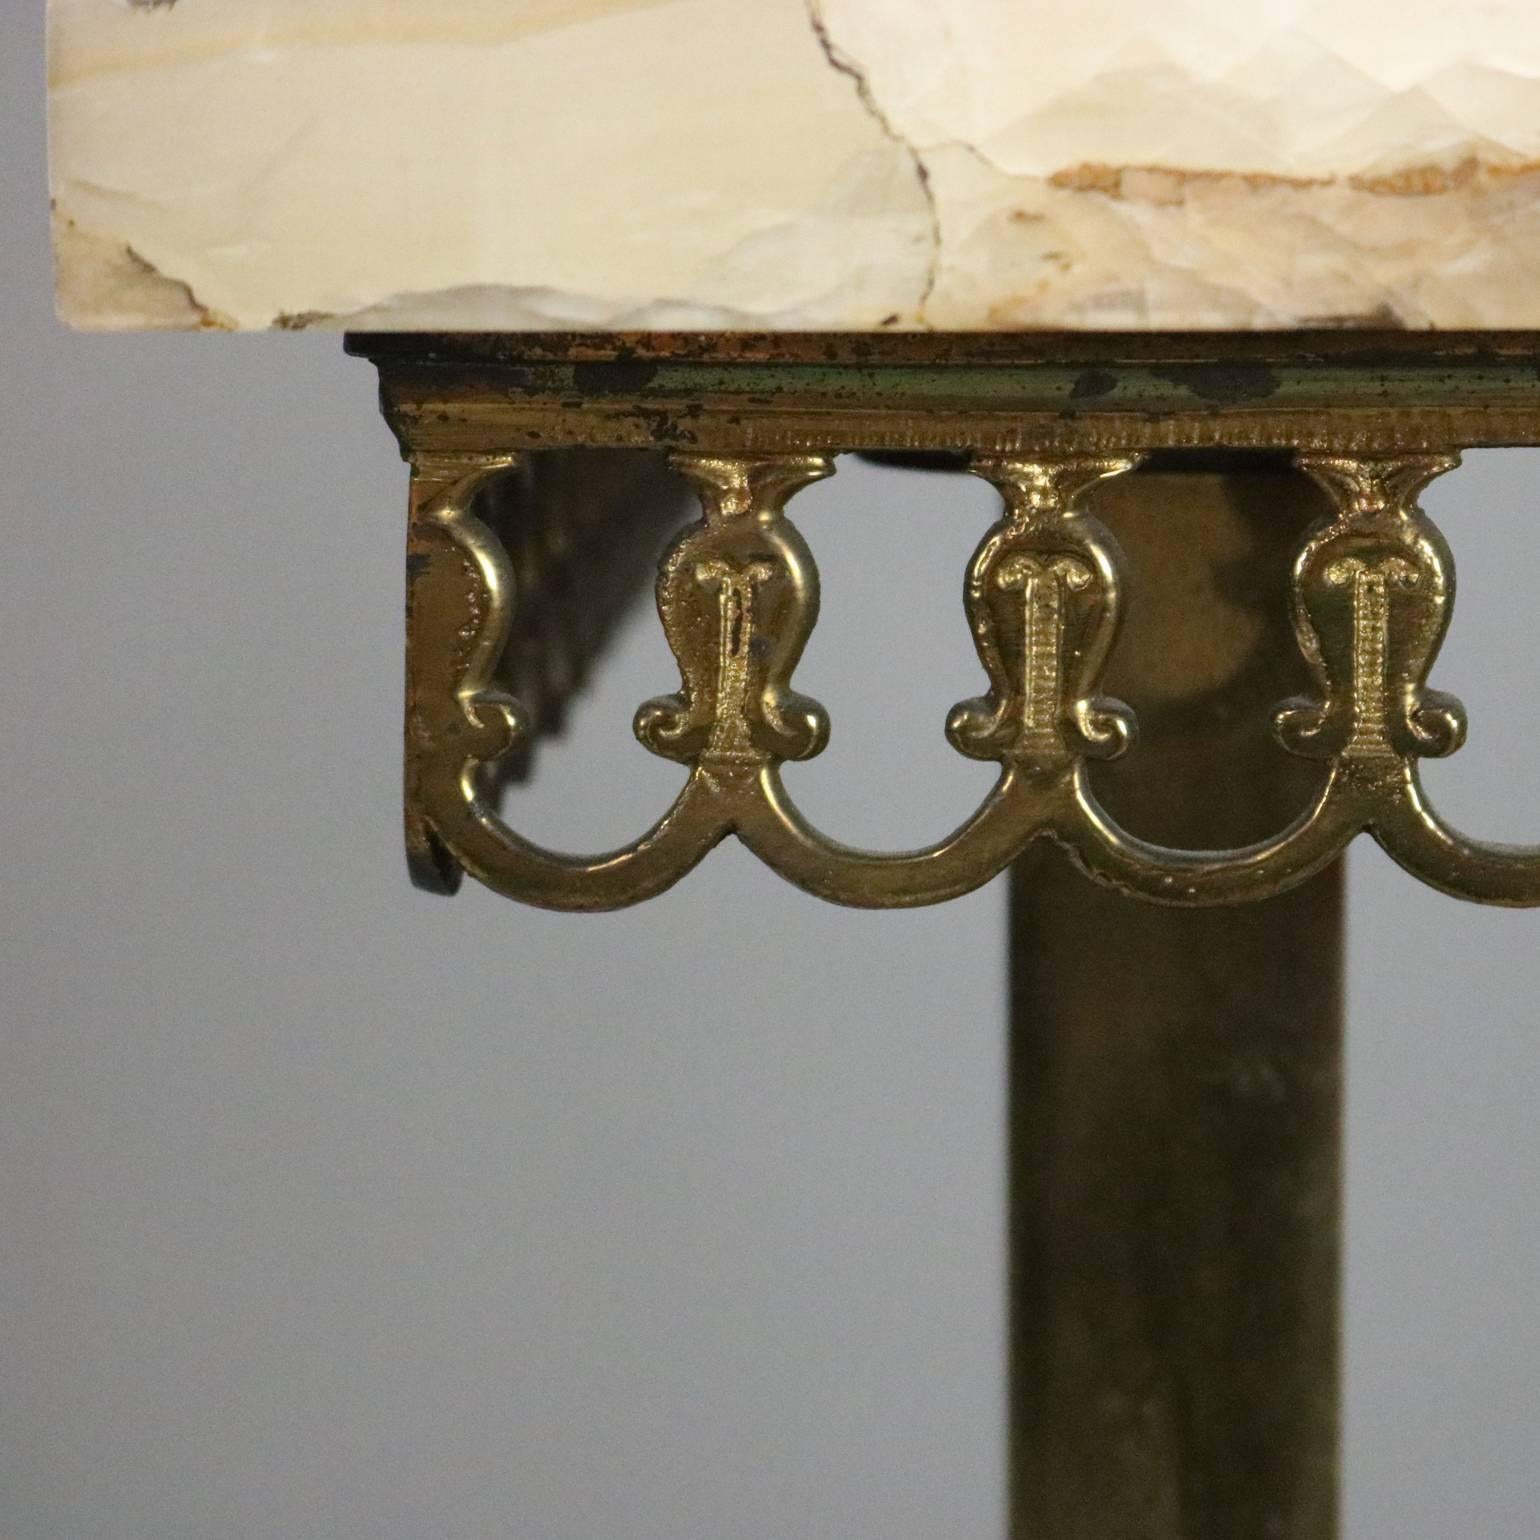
48;0;1540;333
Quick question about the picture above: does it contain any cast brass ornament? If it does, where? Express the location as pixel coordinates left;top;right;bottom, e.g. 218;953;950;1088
359;333;1540;911
394;442;1540;911
636;454;832;770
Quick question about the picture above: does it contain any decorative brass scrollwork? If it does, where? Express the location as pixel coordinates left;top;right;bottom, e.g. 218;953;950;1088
635;454;832;770
1280;456;1466;767
400;444;1540;911
948;457;1135;769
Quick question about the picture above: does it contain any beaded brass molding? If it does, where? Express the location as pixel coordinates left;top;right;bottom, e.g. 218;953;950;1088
355;333;1540;911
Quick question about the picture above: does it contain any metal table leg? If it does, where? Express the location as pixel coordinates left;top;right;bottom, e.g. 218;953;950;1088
1011;460;1342;1538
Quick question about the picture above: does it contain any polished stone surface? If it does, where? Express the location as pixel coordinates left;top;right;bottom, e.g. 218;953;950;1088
48;0;1540;331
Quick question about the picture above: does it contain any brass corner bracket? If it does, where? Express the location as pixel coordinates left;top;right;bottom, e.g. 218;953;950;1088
351;332;1540;912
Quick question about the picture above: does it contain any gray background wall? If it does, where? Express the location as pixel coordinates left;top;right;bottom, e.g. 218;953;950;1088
4;8;1538;1537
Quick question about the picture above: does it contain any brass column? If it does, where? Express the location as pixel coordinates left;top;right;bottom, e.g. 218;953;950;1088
1010;459;1344;1538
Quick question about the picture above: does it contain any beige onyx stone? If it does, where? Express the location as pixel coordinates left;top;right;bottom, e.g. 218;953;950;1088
48;0;1540;330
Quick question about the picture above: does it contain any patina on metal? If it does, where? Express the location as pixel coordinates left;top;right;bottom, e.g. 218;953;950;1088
1010;459;1342;1539
411;448;690;865
353;331;1540;912
348;331;1540;1540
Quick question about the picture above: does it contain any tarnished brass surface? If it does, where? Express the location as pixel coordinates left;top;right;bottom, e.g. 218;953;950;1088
350;337;1538;1537
357;330;1540;455
357;332;1540;910
469;451;690;801
1010;463;1342;1539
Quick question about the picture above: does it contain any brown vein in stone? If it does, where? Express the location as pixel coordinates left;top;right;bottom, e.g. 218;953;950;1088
1051;155;1540;202
803;0;940;324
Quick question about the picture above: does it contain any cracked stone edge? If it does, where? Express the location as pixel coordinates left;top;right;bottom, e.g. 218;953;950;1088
803;0;939;326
